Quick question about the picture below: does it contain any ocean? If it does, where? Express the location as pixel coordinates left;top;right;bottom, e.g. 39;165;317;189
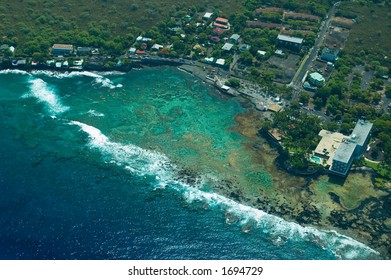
0;67;379;260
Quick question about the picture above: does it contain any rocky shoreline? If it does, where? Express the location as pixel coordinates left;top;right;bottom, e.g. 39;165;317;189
2;61;389;259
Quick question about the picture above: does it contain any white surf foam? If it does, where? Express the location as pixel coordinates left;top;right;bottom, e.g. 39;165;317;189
0;69;31;75
24;77;69;115
69;120;380;260
32;70;123;89
87;110;105;117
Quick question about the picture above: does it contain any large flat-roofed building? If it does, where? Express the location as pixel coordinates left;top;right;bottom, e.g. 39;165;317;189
312;120;373;177
329;141;356;176
276;34;303;51
312;130;346;166
51;44;73;56
328;120;373;176
351;119;373;156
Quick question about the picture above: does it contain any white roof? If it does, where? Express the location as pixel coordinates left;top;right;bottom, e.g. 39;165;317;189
151;44;163;50
136;36;143;41
277;34;303;44
221;85;230;90
222;43;233;51
257;50;266;56
204;57;214;62
203;12;213;18
216;58;225;65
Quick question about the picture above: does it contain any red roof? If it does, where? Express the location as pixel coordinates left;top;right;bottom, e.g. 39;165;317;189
215;17;229;23
213;22;229;29
210;36;221;43
212;28;227;36
136;50;145;54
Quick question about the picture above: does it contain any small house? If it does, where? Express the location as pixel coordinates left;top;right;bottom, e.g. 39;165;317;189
230;34;240;44
222;43;234;51
128;47;137;55
216;58;225;66
309;72;325;87
239;44;251;52
203;12;213;20
321;47;339;62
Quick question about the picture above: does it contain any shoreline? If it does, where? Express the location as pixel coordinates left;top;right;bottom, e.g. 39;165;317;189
2;62;389;259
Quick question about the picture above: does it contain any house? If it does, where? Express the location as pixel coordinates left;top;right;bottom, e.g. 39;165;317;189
210;36;221;43
212;28;227;37
309;72;325;87
77;47;91;56
230;34;240;44
128;47;137;55
213;17;229;29
239;44;251;52
222;43;234;51
51;44;73;56
257;50;267;57
321;47;339;62
151;44;163;51
203;12;213;20
276;34;303;51
216;58;225;66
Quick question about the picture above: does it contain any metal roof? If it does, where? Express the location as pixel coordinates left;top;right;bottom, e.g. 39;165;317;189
277;34;303;44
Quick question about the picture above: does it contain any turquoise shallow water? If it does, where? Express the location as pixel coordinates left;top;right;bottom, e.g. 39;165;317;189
0;68;379;259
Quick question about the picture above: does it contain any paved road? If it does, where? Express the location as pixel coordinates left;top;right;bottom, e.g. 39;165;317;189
290;2;340;89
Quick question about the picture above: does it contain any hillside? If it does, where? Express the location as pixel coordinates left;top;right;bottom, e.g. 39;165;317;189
0;0;244;56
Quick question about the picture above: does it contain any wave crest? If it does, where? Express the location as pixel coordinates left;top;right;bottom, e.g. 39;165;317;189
69;120;380;260
24;78;69;115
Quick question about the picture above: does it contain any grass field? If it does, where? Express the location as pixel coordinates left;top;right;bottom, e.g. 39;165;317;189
339;1;391;67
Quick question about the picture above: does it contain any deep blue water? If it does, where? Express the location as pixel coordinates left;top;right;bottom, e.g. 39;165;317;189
0;69;379;259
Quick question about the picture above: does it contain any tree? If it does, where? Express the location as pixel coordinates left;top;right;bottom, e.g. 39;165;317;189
226;78;241;88
298;92;310;105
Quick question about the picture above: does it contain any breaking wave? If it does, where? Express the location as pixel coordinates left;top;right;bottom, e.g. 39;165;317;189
32;70;123;89
0;69;31;75
23;77;69;115
69;120;379;260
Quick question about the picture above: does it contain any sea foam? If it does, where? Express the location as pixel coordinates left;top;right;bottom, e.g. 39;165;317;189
32;70;123;89
0;69;31;75
69;120;380;260
24;77;69;115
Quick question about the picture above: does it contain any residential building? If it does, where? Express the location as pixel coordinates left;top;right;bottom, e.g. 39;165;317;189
230;34;240;44
216;58;225;66
222;43;234;51
239;44;251;52
77;47;91;56
276;34;303;51
203;12;213;20
213;17;229;29
51;44;73;56
321;47;339;62
309;72;325;86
